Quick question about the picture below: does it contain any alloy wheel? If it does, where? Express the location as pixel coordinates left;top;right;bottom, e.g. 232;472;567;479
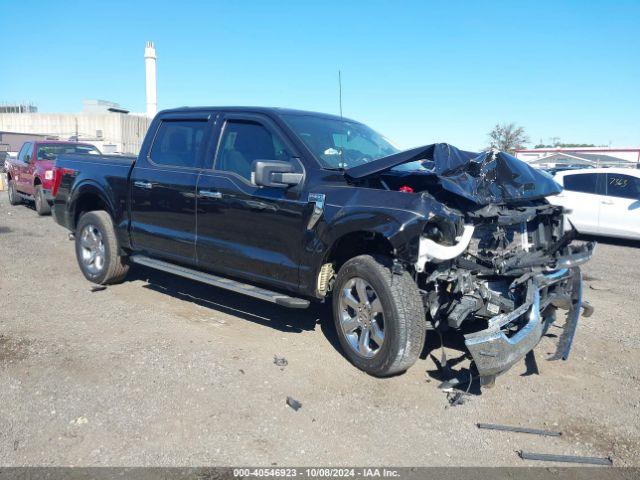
79;224;106;275
338;277;385;358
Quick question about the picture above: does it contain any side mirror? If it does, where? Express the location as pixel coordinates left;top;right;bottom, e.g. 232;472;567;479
253;160;303;188
24;154;31;164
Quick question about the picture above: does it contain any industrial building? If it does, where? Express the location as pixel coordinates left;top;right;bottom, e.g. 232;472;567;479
0;102;38;114
0;42;157;155
0;131;51;152
0;105;151;154
515;147;640;169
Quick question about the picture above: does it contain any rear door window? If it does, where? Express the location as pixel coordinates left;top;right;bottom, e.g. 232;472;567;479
150;120;207;169
563;173;601;194
606;173;640;200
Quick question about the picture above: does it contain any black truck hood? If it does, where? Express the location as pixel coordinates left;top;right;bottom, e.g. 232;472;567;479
345;143;561;205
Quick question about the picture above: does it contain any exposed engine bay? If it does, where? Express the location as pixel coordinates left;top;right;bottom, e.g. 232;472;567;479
344;144;595;383
413;201;594;380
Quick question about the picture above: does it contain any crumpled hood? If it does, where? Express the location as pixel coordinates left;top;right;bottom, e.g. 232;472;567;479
345;143;561;205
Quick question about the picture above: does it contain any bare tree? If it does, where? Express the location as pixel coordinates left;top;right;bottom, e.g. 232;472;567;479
486;123;530;153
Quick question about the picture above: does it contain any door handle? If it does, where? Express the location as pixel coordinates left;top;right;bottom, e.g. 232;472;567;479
199;190;223;199
601;200;614;205
134;181;153;189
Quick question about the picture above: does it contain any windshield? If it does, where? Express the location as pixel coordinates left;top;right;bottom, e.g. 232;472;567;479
282;114;399;169
37;143;100;160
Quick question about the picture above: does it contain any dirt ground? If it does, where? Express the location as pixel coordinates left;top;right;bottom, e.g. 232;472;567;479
1;193;639;467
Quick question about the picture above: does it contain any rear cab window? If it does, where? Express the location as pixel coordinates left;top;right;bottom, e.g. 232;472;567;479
150;120;208;169
36;144;100;160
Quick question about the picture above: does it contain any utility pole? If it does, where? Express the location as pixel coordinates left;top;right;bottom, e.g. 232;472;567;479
338;70;343;118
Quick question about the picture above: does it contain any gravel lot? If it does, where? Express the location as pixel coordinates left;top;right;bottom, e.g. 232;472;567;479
1;192;639;467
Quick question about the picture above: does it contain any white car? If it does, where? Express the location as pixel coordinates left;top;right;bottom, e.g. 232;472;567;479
549;167;640;240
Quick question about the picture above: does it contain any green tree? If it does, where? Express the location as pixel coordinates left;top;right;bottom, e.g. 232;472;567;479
486;123;529;154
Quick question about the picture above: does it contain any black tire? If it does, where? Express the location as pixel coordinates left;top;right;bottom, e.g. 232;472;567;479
7;179;21;206
75;210;130;285
34;185;51;216
332;254;426;377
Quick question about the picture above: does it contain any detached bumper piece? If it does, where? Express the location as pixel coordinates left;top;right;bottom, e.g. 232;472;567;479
549;268;583;361
464;267;585;381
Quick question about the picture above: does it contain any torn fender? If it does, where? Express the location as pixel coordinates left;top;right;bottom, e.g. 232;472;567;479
298;186;463;294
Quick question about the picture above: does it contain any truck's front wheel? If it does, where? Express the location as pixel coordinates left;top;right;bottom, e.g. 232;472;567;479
75;210;129;285
332;255;426;377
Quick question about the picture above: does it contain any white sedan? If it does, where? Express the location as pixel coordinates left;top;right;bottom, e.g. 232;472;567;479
549;167;640;240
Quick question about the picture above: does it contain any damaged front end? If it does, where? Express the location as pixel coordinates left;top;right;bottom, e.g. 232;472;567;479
345;143;595;384
417;202;594;384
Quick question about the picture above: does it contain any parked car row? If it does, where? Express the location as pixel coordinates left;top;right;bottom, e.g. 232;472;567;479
5;141;100;215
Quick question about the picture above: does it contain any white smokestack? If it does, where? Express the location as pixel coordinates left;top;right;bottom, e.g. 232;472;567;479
144;41;157;118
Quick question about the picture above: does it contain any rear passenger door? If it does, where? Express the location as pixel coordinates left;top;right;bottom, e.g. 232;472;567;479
195;114;308;290
555;172;605;234
130;115;211;264
598;172;640;238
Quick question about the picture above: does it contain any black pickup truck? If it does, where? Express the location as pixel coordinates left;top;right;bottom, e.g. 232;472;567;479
52;107;594;382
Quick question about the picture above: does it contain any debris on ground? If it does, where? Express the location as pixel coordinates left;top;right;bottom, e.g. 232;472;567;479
446;391;469;407
588;282;611;291
286;396;302;411
441;369;474;407
477;423;561;437
90;285;107;292
70;416;89;425
519;451;613;466
239;369;245;374
273;355;288;368
582;274;601;282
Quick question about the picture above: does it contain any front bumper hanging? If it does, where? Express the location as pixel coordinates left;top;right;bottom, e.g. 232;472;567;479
464;267;585;379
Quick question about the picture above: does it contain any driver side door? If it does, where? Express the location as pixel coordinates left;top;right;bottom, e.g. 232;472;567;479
195;114;309;291
15;142;34;193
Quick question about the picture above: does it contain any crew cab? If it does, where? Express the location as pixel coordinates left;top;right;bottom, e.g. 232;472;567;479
6;140;100;215
51;107;594;383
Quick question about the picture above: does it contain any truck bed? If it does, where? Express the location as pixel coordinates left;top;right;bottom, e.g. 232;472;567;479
52;153;137;244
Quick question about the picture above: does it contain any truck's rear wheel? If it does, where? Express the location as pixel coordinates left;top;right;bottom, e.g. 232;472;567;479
34;185;51;216
8;179;21;205
332;255;426;377
75;210;129;285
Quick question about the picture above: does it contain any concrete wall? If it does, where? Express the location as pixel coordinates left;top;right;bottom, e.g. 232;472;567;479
0;131;50;152
0;113;152;154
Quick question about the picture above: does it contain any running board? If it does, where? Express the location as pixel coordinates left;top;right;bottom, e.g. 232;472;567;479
130;255;310;309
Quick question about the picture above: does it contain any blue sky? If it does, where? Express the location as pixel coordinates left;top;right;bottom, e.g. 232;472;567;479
2;0;639;150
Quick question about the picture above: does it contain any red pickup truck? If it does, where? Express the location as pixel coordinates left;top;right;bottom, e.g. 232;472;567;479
6;141;100;215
